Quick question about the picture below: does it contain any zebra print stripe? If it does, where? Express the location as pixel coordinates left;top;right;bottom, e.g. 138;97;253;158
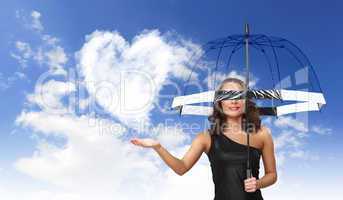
214;89;282;102
250;89;282;99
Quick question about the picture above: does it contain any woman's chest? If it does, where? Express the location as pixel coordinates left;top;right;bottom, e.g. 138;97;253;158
208;135;261;166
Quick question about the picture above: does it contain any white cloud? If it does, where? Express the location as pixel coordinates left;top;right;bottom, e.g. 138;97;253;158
270;116;315;167
288;149;320;160
26;79;76;113
0;71;28;91
46;46;67;65
12;10;67;75
15;41;33;59
76;30;201;129
311;125;332;135
204;70;258;90
151;123;190;149
14;112;143;192
275;151;286;167
15;10;44;33
30;10;44;32
10;41;33;68
262;177;341;200
11;39;68;75
274;116;308;133
274;130;303;150
78;96;92;110
45;46;68;75
42;35;60;45
13;108;216;199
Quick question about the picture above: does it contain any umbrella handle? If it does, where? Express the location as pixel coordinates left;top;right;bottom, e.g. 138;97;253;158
246;169;252;178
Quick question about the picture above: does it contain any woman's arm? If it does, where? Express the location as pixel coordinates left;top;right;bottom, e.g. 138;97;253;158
153;132;206;176
257;126;278;189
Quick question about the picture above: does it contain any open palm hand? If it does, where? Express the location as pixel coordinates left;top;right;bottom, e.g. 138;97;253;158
130;137;160;148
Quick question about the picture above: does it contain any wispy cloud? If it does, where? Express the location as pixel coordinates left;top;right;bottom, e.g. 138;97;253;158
12;10;68;76
288;149;320;160
274;116;308;133
0;71;27;91
30;10;44;32
16;10;44;33
311;125;332;135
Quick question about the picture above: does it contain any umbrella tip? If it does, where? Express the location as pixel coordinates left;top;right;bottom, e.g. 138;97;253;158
245;23;250;35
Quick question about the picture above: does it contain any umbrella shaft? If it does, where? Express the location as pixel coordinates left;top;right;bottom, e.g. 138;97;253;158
244;24;252;179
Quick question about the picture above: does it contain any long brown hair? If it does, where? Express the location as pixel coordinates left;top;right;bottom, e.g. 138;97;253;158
208;77;261;136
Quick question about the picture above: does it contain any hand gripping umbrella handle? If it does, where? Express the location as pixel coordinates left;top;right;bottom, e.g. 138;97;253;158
246;169;252;179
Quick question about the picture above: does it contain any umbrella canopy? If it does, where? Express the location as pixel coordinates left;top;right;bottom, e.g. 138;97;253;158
170;24;326;178
172;26;325;117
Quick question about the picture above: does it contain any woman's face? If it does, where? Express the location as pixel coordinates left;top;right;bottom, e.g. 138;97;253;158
219;82;245;118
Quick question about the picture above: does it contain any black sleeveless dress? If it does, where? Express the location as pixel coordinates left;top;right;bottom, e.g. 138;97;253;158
206;131;264;200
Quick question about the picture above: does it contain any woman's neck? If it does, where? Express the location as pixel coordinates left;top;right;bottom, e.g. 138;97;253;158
224;116;243;134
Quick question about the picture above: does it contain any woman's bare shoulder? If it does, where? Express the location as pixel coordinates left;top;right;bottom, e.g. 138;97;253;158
192;129;211;153
259;125;273;146
195;129;211;142
260;125;272;136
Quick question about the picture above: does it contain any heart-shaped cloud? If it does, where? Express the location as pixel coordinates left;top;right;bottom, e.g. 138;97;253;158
76;30;202;128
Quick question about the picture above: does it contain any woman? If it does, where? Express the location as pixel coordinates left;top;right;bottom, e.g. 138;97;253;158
131;77;277;200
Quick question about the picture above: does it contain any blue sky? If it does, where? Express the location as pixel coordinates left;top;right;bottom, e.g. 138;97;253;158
0;0;342;199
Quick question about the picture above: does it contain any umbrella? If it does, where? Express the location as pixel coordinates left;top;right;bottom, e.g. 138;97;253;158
170;24;326;178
